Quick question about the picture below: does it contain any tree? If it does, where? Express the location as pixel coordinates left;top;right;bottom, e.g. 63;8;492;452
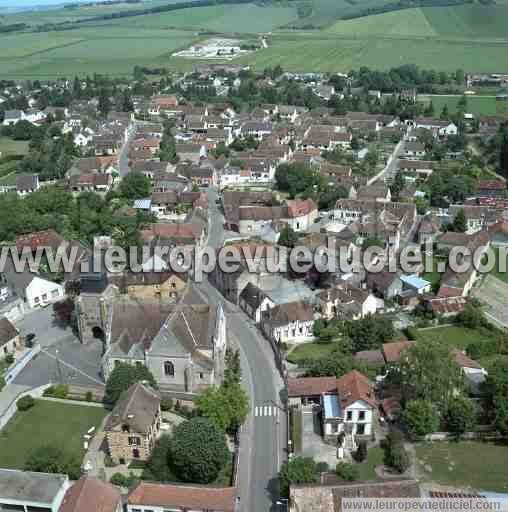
402;399;440;438
440;104;449;120
119;173;151;201
278;225;299;248
169;417;229;484
344;315;395;352
142;435;174;482
195;382;249;433
12;120;34;140
390;170;405;200
104;363;157;407
24;445;82;480
456;302;484;329
274;162;323;199
354;441;368;463
278;456;319;497
484;357;508;434
399;340;462;409
499;122;508;178
52;298;75;327
336;462;358;481
98;88;112;117
455;69;465;85
383;432;410;474
223;348;241;387
452;208;467;233
445;396;476;438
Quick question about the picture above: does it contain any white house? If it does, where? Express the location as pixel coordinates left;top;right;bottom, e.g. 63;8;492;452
261;300;315;345
25;109;47;124
2;110;25;126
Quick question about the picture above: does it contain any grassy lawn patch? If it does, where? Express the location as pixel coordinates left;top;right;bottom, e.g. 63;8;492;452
488;247;508;284
286;342;336;365
414;325;498;350
416;441;508;492
0;138;29;157
290;407;302;454
0;399;107;470
356;446;384;481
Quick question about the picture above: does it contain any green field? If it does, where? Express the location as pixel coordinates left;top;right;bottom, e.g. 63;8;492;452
0;138;29;156
286;342;336;365
417;95;508;117
416;441;508;492
0;400;107;470
414;325;498;350
2;2;508;77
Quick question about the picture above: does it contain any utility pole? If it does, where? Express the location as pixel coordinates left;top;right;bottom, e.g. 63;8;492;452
55;349;64;385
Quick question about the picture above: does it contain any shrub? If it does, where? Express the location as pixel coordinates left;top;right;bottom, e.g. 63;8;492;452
316;461;329;473
110;473;128;487
389;444;411;474
5;354;14;365
85;391;93;402
43;384;69;399
104;455;116;468
336;462;358;481
354;441;368;462
404;327;418;341
161;397;173;412
17;395;35;411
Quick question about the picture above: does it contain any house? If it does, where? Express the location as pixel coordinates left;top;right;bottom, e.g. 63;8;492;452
417;215;441;245
16;174;39;196
451;349;487;395
141;220;206;248
175;143;207;163
25;109;47;124
0;317;20;356
69;173;113;193
2;110;25;125
318;284;377;320
366;270;403;299
126;482;236;512
477;179;506;197
261;300;315;345
1;259;65;309
354;185;391;203
398;159;434;178
290;479;421;512
111;270;187;300
288;371;377;445
239;282;274;323
404;142;426;158
59;476;122;512
240;121;272;140
381;340;416;364
0;469;69;512
105;382;161;464
488;219;508;247
400;274;432;295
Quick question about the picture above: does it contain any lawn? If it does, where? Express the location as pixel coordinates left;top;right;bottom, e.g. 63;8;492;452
286;342;336;365
0;400;108;470
290;407;302;453
488;247;508;284
416;441;508;492
417;95;506;118
0;137;29;157
356;446;384;481
414;325;498;350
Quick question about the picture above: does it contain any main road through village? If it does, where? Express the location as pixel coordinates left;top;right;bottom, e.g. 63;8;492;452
196;188;287;512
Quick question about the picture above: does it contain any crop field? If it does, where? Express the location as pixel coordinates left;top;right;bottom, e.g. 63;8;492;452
417;95;505;117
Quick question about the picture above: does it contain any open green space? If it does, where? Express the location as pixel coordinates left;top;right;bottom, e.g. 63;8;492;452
488;247;508;284
417;95;508;117
414;325;498;350
0;138;29;157
416;441;508;492
0;400;107;470
356;446;384;480
286;342;336;365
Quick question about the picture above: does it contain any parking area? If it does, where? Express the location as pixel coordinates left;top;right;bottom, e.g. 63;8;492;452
12;307;104;388
473;274;508;329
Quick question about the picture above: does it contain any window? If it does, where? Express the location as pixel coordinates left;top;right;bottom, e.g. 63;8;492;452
128;436;141;446
359;411;365;421
34;297;40;303
132;448;140;459
42;293;47;301
346;411;353;421
164;361;175;377
51;289;59;298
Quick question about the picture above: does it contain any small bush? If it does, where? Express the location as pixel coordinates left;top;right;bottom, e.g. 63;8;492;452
316;461;329;473
5;354;15;365
161;397;173;412
43;384;69;399
336;462;358;481
104;455;116;468
354;441;368;463
85;391;93;402
404;327;417;341
17;395;35;411
389;445;411;473
110;472;138;489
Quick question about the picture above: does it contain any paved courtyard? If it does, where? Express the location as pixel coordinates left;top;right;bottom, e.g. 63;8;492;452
12;307;104;388
473;275;508;329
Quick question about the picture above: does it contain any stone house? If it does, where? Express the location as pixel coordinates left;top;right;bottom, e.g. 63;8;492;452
110;271;187;301
317;284;378;320
0;317;20;356
105;382;161;464
366;270;403;300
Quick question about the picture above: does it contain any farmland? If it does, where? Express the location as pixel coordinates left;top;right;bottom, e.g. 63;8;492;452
417;95;508;117
2;2;508;77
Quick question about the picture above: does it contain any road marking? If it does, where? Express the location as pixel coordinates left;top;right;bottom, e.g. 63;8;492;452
254;405;280;417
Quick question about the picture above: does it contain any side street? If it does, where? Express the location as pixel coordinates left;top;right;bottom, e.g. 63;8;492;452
1;64;508;512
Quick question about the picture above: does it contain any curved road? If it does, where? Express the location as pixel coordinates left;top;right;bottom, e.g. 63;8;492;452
197;189;286;512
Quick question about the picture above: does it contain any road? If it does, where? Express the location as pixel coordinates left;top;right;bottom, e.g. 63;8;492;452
198;188;286;512
119;122;137;177
367;134;408;186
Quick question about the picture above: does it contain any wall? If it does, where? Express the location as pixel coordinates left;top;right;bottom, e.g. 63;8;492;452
4;344;41;385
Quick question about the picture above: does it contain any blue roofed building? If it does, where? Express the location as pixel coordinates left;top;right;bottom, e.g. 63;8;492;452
400;274;432;295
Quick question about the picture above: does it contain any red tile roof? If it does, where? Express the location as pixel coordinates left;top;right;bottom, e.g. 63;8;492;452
127;483;236;512
59;476;120;512
451;348;483;370
382;340;416;363
15;229;64;252
287;376;337;398
336;370;376;409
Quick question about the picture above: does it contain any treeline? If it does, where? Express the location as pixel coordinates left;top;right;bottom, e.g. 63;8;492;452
340;0;472;19
64;0;141;8
0;22;28;34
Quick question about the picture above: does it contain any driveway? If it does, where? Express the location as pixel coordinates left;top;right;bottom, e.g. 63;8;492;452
13;307;104;388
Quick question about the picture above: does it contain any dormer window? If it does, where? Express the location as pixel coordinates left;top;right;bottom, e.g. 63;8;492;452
122;424;130;433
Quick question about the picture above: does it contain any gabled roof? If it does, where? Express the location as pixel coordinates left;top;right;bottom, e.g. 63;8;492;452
127;482;235;512
288;376;337;398
382;340;416;363
0;317;18;346
105;382;160;433
336;370;376;408
58;476;121;512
